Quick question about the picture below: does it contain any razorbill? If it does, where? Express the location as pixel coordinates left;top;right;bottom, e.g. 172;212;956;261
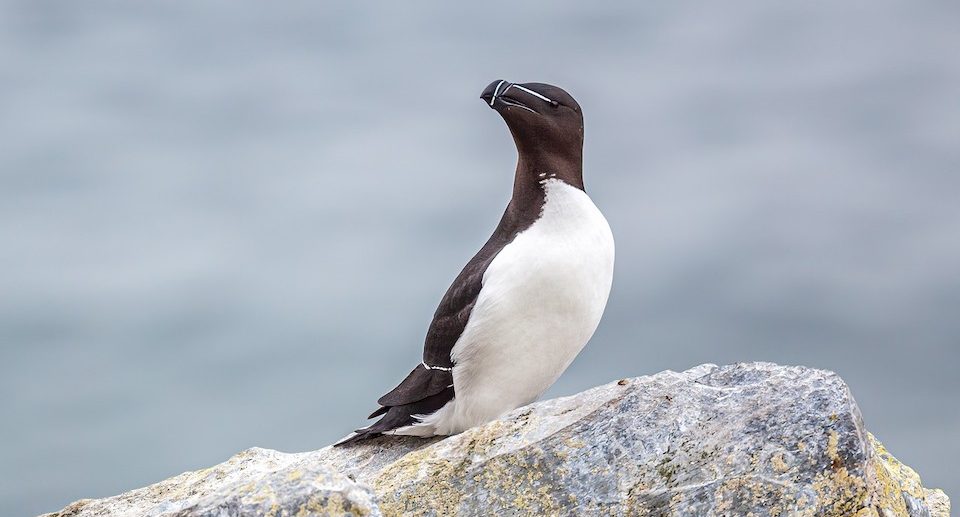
336;80;614;445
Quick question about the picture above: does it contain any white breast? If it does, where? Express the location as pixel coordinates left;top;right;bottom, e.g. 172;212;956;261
398;179;615;437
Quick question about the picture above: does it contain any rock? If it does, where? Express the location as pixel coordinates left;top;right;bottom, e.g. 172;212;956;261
46;448;380;517
44;363;949;517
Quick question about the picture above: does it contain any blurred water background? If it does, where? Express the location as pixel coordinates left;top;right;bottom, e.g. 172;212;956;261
1;1;958;514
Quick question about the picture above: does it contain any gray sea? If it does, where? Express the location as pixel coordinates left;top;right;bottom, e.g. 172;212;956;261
1;1;958;514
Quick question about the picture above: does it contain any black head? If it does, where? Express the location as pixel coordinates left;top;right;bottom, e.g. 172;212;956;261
480;80;584;166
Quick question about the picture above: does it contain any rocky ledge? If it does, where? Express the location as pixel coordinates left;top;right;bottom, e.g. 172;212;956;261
46;363;949;517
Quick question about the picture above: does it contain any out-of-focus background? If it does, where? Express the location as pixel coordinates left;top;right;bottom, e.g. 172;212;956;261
2;1;958;514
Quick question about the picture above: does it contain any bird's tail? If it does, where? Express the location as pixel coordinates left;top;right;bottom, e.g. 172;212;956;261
333;385;454;447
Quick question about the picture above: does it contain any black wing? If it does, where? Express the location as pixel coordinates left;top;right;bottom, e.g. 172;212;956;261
336;204;538;446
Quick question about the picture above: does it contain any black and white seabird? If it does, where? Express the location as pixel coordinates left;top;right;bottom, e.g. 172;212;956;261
336;80;615;445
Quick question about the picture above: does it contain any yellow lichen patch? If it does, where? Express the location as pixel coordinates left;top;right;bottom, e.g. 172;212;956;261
826;430;840;463
771;451;790;473
809;466;869;516
867;447;909;515
869;433;923;499
804;430;874;515
239;481;256;494
470;446;564;515
373;421;510;516
865;432;951;516
710;475;793;516
296;490;369;517
246;482;278;504
374;449;460;516
669;491;683;508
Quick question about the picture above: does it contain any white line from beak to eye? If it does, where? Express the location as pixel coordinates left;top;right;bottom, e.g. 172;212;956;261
510;84;554;104
489;80;506;107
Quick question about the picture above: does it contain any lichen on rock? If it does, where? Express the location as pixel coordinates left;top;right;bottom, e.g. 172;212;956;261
44;363;949;517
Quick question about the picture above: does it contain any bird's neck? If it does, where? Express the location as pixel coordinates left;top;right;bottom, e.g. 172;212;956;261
510;149;583;212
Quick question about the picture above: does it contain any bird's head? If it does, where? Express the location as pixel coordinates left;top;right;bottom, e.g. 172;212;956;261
480;80;583;163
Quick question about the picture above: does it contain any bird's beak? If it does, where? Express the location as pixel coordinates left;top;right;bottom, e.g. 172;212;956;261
480;79;512;108
481;79;549;115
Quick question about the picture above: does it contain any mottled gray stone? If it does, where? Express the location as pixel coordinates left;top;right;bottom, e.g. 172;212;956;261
44;363;949;517
44;448;380;517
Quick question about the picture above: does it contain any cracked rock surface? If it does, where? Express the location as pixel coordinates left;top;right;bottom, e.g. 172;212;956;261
44;363;949;516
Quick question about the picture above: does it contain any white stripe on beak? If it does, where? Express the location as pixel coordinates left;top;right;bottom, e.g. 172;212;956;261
489;80;506;107
510;84;554;104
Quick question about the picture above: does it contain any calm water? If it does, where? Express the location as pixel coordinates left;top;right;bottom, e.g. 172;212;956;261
1;2;958;514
